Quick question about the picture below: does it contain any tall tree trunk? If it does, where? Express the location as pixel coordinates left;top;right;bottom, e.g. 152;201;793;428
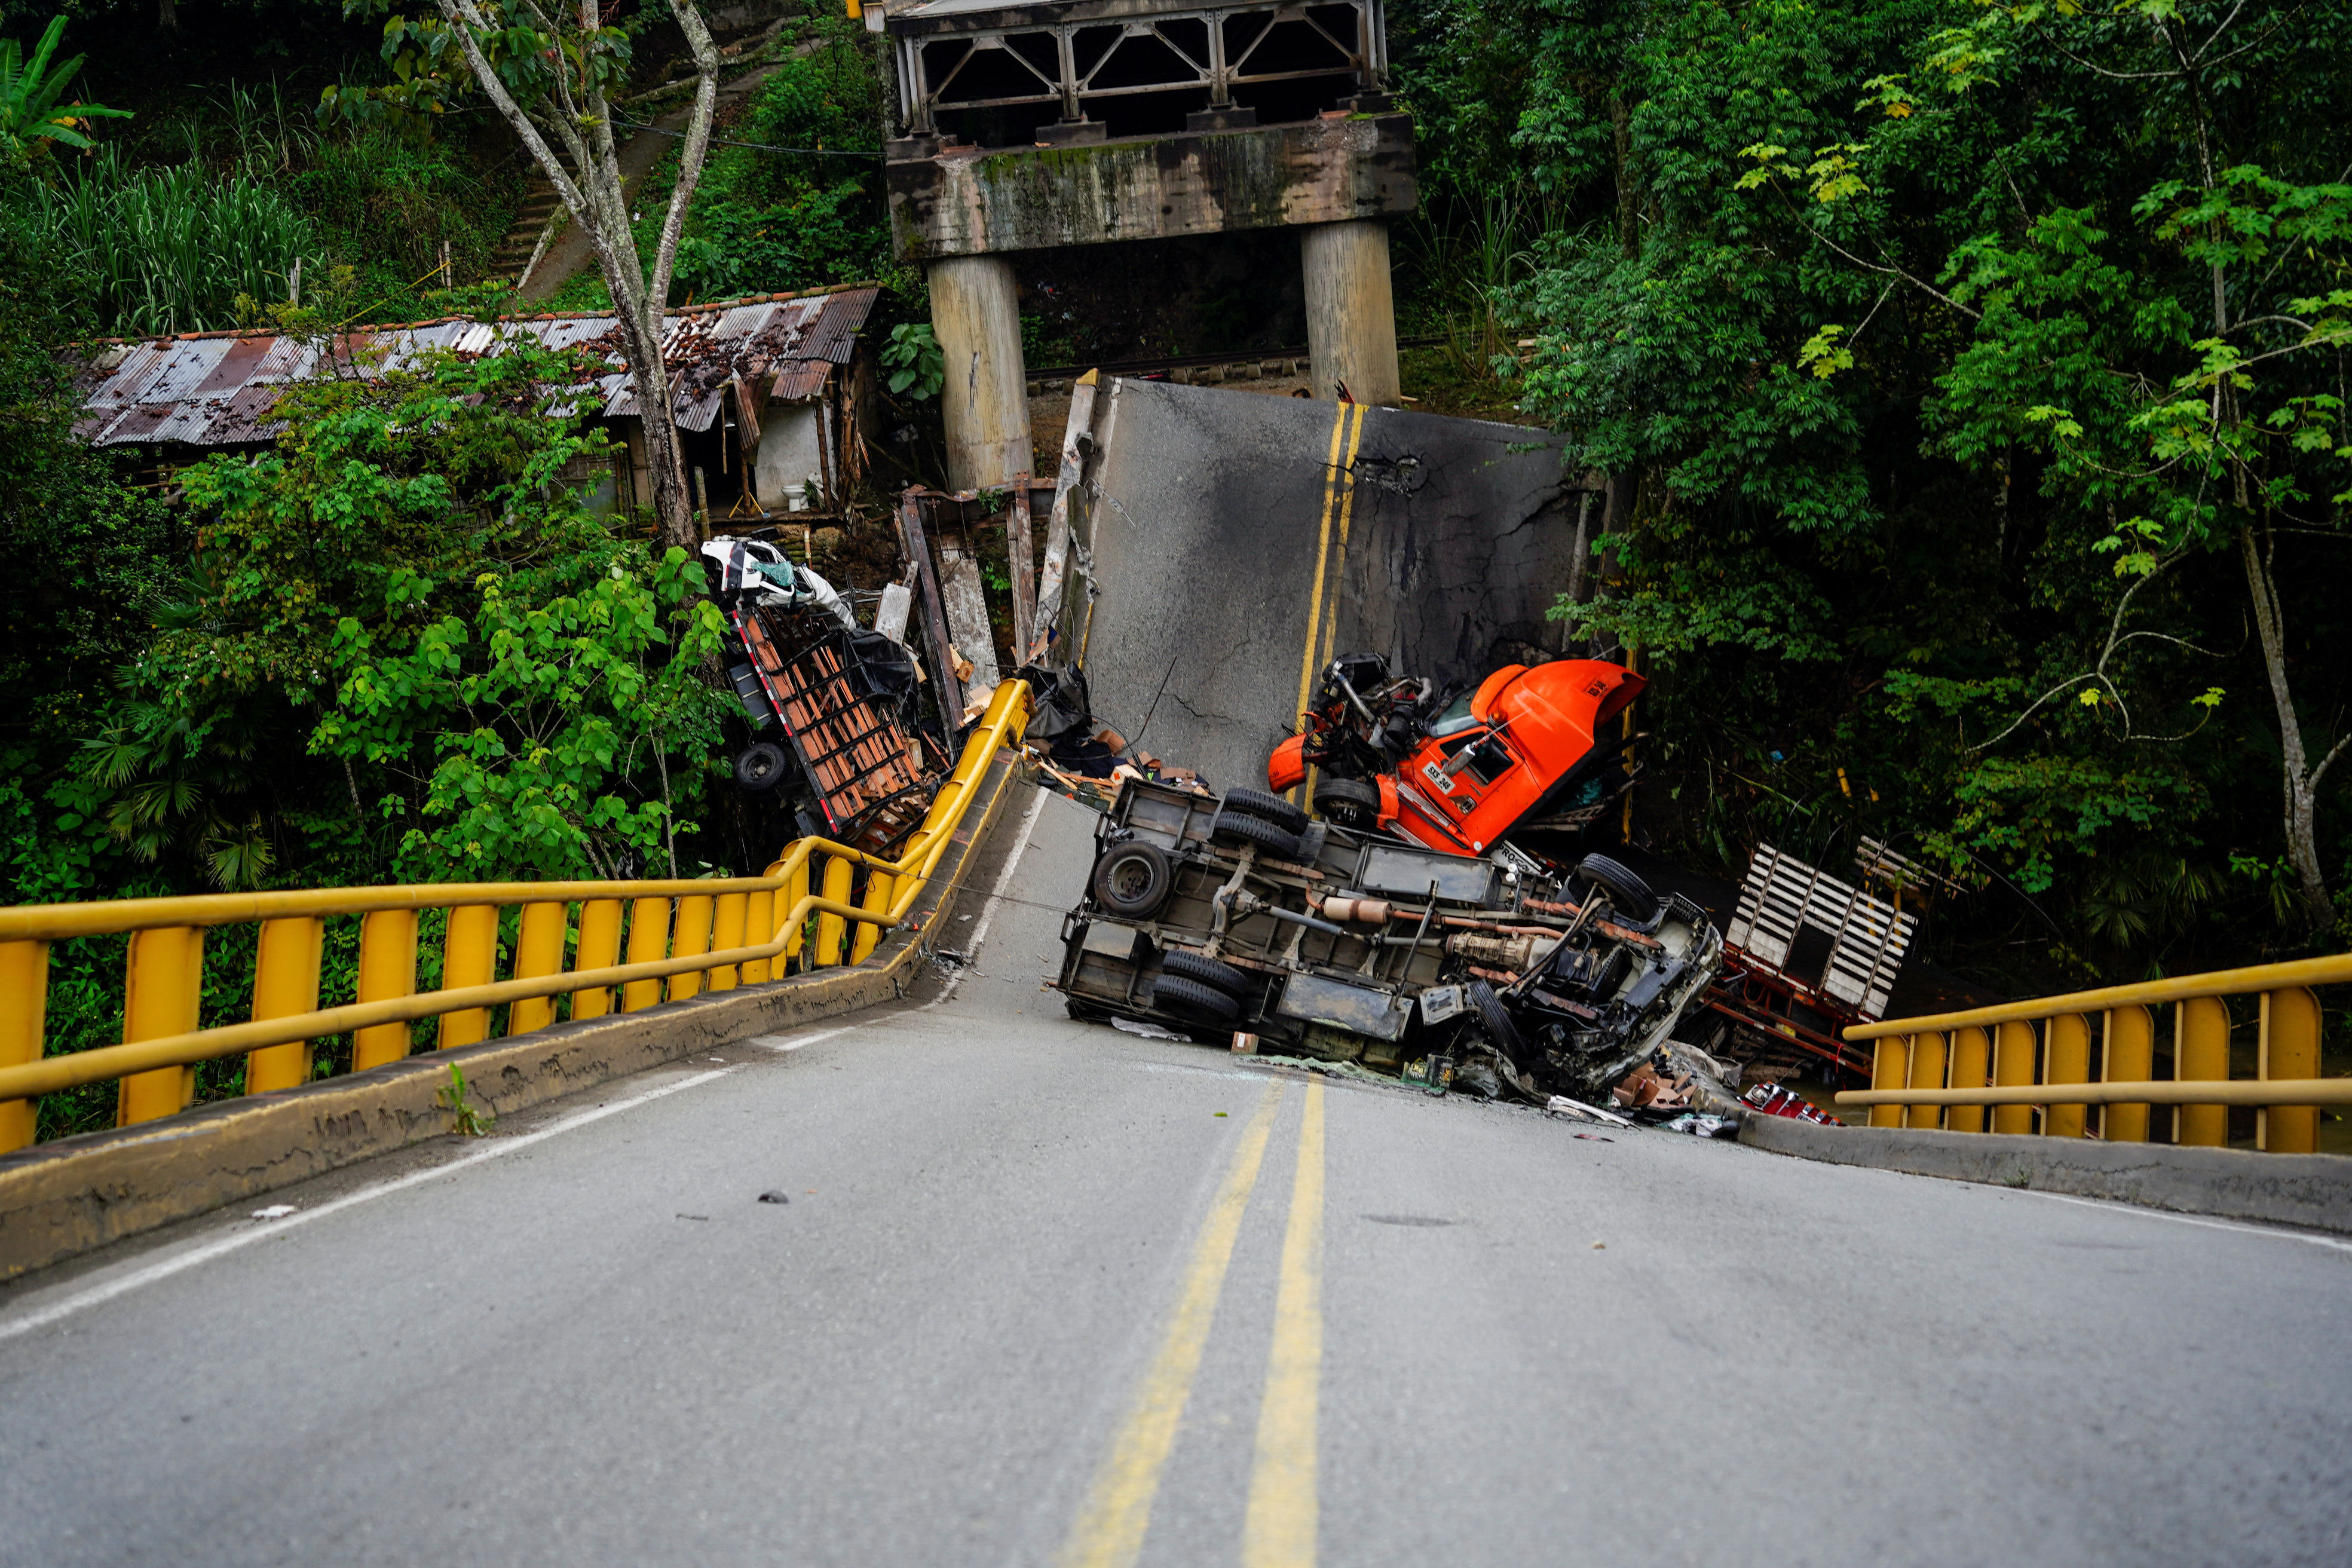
2240;523;2343;933
436;0;718;555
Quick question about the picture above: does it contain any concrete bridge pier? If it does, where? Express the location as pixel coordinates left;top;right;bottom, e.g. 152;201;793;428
929;253;1033;492
1300;219;1401;407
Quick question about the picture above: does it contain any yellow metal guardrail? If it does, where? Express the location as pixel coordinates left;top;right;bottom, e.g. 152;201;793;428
0;681;1032;1154
1835;954;2351;1153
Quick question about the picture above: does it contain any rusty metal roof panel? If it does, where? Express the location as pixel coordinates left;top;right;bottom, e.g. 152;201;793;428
770;362;834;402
73;287;880;449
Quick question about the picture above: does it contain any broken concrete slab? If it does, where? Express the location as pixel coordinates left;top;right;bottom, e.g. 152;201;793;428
1072;378;1590;794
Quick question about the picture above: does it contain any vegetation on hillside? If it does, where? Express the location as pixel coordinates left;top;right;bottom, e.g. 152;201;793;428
1396;0;2352;987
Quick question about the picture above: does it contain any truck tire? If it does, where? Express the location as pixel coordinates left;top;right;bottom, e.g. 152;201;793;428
1160;950;1251;997
1467;978;1529;1065
1152;974;1241;1024
1208;809;1303;861
1575;852;1659;922
1313;776;1382;828
1091;842;1174;918
733;742;789;793
1218;786;1310;835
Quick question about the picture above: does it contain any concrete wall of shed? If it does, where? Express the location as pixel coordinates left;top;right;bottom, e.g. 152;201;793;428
755;404;827;511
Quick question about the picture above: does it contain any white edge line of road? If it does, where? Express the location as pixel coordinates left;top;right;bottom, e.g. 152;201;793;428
922;782;1049;1010
0;1019;861;1342
2008;1187;2352;1254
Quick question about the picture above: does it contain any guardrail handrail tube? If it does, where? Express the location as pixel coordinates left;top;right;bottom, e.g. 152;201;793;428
0;681;1033;1149
1836;951;2342;1153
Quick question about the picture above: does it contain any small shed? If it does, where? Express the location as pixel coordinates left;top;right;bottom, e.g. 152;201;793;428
71;284;883;522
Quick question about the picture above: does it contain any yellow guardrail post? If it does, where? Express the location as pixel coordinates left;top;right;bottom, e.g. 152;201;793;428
2176;995;2230;1147
741;890;774;985
0;939;50;1153
708;893;749;993
509;901;569;1035
246;916;324;1095
574;898;624;1019
437;904;504;1049
667;895;716;1002
353;909;419;1071
852;870;893;964
1991;1019;2036;1135
2102;1004;2154;1143
2259;986;2322;1154
816;856;853;967
1867;1034;1909;1129
2044;1012;2091;1138
119;926;204;1125
782;860;810;971
1904;1030;1947;1131
622;898;670;1012
1946;1025;1990;1134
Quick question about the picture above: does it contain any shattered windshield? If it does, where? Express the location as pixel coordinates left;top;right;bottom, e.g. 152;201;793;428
1427;689;1481;737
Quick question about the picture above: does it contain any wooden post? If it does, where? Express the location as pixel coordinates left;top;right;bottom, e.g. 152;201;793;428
896;489;966;725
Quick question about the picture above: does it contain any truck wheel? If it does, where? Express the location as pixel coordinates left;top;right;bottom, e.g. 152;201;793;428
1313;777;1382;828
1575;852;1659;922
1208;810;1303;861
1467;978;1529;1065
1219;786;1309;835
1092;842;1174;918
1152;974;1241;1024
734;742;789;793
1161;950;1251;997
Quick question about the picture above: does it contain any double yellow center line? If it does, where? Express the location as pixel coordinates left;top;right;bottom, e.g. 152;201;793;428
1289;402;1368;809
1059;1078;1329;1568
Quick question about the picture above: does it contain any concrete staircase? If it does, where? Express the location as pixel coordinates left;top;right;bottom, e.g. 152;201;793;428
490;179;564;286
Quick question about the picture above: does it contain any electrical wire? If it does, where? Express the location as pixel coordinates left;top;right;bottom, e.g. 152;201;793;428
611;116;884;158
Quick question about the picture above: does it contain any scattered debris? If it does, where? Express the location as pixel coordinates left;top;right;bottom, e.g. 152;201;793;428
758;1190;790;1204
1110;1016;1192;1042
1660;1113;1740;1140
250;1205;297;1220
1741;1082;1846;1126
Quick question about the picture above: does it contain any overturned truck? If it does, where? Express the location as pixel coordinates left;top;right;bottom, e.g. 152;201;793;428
1058;780;1729;1111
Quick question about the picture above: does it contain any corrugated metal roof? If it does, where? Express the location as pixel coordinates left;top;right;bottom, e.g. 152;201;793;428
74;286;880;449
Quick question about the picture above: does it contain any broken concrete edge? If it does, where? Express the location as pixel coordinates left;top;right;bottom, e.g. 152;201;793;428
0;752;1025;1282
1739;1113;2352;1235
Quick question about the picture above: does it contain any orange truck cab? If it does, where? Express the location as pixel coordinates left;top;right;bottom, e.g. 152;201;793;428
1276;659;1644;857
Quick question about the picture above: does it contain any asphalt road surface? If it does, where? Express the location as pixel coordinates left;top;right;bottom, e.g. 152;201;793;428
4;789;2348;1567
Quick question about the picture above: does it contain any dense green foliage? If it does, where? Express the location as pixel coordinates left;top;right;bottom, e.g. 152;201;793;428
33;145;322;334
0;16;128;165
544;10;898;312
1397;0;2352;982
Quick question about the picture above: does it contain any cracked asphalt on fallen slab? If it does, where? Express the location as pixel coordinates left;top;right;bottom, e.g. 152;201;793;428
2;787;2348;1568
1079;380;1587;794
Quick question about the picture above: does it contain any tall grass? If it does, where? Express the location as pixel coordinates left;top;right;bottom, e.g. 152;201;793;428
34;145;323;336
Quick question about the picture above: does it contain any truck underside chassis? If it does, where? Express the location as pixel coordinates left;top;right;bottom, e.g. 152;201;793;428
1057;780;1727;1108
